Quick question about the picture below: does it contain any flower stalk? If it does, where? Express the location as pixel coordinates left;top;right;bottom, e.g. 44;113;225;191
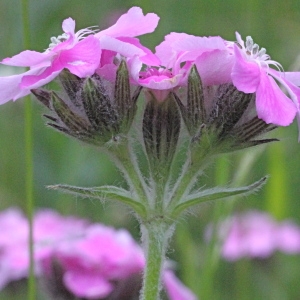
39;62;273;299
141;222;175;300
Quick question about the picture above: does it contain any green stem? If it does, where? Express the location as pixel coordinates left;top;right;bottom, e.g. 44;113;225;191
167;155;208;210
21;1;35;300
140;222;174;300
105;141;149;205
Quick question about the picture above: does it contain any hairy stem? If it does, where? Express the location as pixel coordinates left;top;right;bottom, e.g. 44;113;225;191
104;140;149;205
140;221;174;300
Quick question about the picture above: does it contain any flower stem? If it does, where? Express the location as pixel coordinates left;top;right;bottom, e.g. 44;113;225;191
21;1;35;299
105;141;149;204
140;222;174;300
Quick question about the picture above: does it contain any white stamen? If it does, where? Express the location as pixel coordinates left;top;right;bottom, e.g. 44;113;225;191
235;32;284;73
48;33;70;50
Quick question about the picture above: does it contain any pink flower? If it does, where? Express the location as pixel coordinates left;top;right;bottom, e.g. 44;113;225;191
45;223;145;298
42;222;198;299
0;18;101;104
0;207;197;299
220;211;300;261
0;208;87;289
163;270;198;300
155;32;233;86
131;32;234;101
0;7;160;104
0;208;29;289
231;32;298;126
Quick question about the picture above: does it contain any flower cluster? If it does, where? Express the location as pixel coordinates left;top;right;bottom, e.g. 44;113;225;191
0;208;196;300
217;210;300;261
1;7;300;132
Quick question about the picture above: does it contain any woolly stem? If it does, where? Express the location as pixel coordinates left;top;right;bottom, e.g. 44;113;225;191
104;141;149;205
140;222;174;300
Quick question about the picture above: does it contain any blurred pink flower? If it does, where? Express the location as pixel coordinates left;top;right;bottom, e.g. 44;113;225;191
42;223;145;298
0;208;87;289
0;208;197;299
231;33;298;126
220;211;300;261
163;270;198;300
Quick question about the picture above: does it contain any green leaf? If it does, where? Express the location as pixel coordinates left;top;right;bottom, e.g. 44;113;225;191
48;184;146;218
171;176;268;218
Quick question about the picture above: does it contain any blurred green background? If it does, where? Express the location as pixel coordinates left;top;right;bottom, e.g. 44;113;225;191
1;0;300;299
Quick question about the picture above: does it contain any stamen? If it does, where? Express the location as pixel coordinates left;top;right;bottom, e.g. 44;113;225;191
48;33;69;50
258;48;266;57
252;44;259;55
245;36;253;51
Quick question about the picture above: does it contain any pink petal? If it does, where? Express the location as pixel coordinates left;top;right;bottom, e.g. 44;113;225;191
59;35;101;77
127;56;143;83
155;32;227;68
62;17;76;34
1;50;52;67
172;35;226;52
0;68;42;103
95;7;159;38
97;63;118;82
194;50;233;86
99;35;145;58
276;222;300;253
20;63;61;89
284;71;300;86
256;72;297;126
63;270;113;298
163;270;198;300
118;37;160;66
231;44;261;93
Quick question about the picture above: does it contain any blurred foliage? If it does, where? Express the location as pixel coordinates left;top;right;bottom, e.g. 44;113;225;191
1;0;300;299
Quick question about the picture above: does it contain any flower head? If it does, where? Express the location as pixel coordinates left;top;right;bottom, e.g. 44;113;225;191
232;32;298;126
131;32;234;102
0;7;160;105
0;18;101;104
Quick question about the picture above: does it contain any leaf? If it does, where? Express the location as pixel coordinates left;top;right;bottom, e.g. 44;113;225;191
48;184;146;217
171;176;268;218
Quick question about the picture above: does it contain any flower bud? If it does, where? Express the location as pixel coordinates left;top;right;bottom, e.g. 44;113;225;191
114;60;140;133
81;75;119;139
175;65;206;136
32;61;140;147
142;92;181;171
174;66;278;153
58;69;84;107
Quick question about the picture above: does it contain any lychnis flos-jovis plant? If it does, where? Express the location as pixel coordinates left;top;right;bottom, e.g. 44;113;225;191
1;6;300;300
